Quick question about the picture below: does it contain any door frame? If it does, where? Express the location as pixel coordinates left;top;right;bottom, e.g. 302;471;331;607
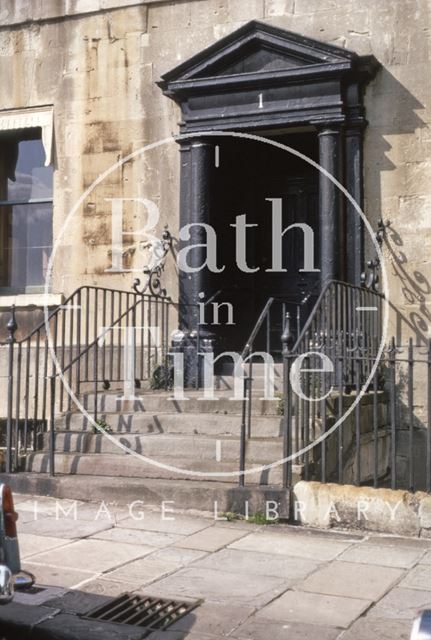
158;20;380;332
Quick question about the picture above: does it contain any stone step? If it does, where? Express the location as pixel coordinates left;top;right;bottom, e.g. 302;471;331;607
215;375;283;392
74;391;281;415
56;411;283;437
216;362;284;391
219;362;284;375
3;472;291;517
42;432;284;462
25;452;287;485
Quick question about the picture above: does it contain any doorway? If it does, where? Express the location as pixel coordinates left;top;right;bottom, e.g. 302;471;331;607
209;131;319;354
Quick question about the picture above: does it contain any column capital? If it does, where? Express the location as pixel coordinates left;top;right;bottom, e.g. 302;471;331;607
316;124;344;137
176;134;215;148
190;139;215;149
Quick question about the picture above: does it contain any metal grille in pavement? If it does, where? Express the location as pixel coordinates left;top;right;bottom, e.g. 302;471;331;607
83;592;201;633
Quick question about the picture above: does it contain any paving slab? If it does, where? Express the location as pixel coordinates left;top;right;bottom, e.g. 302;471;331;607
256;589;371;628
368;535;431;550
339;616;412;639
19;516;114;538
16;508;51;524
417;548;431;564
17;497;70;514
22;562;96;589
168;602;255;637
28;538;149;573
142;566;288;607
338;541;426;568
194;547;319;581
174;632;226;640
118;511;212;535
18;533;73;559
298;561;404;601
213;519;263;531
44;501;131;523
105;557;178;585
10;493;431;639
16;498;129;523
229;529;353;561
17;498;125;523
92;526;184;547
144;547;207;567
367;586;431;620
231;617;339;639
146;632;188;640
399;564;431;591
79;577;141;596
174;525;248;552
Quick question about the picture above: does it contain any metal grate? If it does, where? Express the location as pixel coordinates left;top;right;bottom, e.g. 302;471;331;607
83;592;202;633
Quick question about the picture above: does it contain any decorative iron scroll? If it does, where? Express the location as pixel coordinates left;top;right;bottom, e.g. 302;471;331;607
361;218;389;291
133;226;172;298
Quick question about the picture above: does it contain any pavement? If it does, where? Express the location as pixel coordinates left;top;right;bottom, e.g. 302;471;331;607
3;493;431;638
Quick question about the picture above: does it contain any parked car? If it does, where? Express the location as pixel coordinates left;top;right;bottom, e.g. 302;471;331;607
0;483;34;603
0;484;18;603
411;611;431;640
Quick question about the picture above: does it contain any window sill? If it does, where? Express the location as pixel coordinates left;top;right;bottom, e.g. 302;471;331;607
0;293;63;310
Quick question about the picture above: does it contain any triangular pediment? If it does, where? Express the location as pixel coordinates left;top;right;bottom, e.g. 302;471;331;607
159;20;356;87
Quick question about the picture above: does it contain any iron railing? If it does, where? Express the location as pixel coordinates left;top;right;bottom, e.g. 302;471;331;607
4;276;430;494
281;280;385;489
2;286;175;474
238;291;319;486
277;280;431;493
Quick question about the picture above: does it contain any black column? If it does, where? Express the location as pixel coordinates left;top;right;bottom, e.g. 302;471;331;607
317;126;344;285
178;138;214;332
345;124;364;285
178;140;192;332
177;138;214;387
189;139;213;330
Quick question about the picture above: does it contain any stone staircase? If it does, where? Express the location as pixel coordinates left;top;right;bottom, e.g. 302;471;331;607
27;389;286;484
19;366;293;513
15;360;389;514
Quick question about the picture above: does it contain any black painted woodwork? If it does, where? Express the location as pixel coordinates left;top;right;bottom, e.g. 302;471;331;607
159;20;380;343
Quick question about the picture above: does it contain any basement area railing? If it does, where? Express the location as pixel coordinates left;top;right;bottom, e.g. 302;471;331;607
273;280;431;493
280;280;385;489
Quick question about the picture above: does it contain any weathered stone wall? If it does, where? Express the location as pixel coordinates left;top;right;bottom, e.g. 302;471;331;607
293;481;431;537
0;0;429;342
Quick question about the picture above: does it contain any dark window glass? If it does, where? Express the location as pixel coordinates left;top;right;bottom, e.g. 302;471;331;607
0;133;53;290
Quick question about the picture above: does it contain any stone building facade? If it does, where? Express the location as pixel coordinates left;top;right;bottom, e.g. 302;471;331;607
0;0;429;344
0;1;430;497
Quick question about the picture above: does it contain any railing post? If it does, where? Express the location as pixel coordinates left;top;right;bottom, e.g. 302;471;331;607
388;337;397;490
408;337;414;492
246;347;253;439
49;375;56;477
6;306;17;474
282;312;293;488
195;322;200;391
239;376;249;487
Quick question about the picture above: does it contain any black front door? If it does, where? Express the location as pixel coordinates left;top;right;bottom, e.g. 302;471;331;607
209;132;319;354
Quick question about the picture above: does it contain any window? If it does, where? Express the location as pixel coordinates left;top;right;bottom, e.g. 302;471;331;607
0;130;53;291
